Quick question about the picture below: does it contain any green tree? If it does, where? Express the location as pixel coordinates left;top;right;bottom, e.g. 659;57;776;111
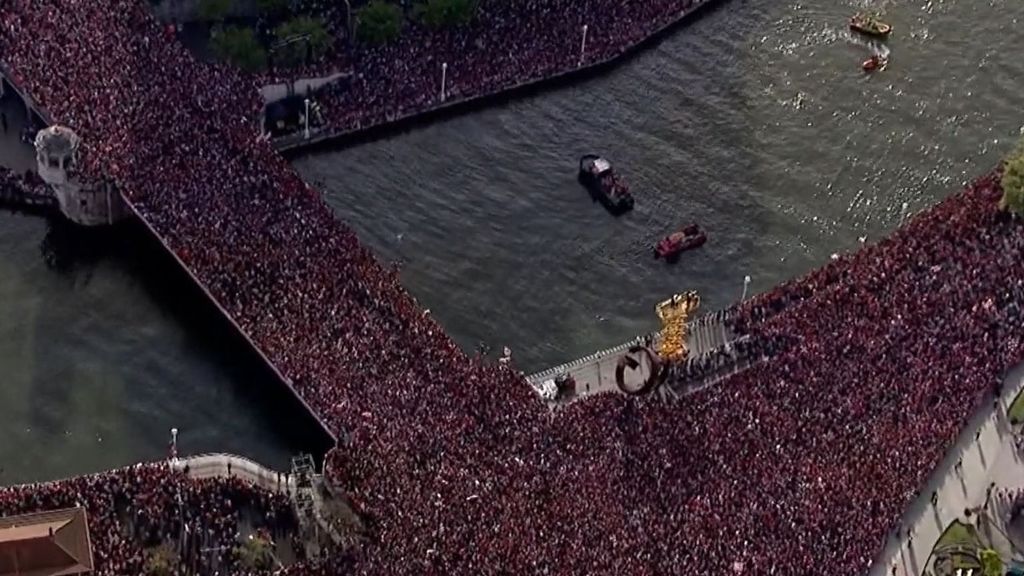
1002;139;1024;214
144;545;178;576
980;548;1004;576
356;1;403;46
236;535;275;571
211;26;267;73
416;0;477;28
198;0;232;22
273;16;331;68
257;0;291;18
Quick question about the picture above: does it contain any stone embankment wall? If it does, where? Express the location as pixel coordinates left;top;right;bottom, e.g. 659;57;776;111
171;452;295;493
273;0;722;153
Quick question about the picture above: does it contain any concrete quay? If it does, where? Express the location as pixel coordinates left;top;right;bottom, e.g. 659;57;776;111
1;0;733;442
527;309;736;400
272;0;725;154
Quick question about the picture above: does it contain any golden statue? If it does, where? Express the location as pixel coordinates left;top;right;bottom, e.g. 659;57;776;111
654;291;700;361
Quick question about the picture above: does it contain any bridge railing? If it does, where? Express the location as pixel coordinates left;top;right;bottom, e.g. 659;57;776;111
526;308;738;383
527;335;653;384
171;452;293;493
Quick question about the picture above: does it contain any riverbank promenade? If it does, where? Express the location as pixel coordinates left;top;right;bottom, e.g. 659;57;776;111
271;0;722;152
5;1;1024;575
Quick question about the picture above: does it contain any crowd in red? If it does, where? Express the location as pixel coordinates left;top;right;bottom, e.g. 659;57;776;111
300;0;710;137
0;464;294;576
2;1;1024;576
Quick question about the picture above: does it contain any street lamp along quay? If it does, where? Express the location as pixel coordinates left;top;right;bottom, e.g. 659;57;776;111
304;98;310;140
440;62;448;102
579;24;588;66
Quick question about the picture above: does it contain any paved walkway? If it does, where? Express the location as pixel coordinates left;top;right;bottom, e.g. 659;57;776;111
528;310;737;401
868;364;1024;576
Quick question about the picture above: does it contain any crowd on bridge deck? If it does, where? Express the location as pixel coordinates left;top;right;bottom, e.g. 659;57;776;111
0;464;296;576
4;1;1024;575
284;0;707;136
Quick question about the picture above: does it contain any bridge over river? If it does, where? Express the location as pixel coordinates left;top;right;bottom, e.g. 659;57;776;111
0;0;735;447
1;0;1021;483
5;1;1024;574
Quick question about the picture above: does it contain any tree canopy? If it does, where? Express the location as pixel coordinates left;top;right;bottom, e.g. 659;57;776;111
1001;139;1024;214
211;26;267;73
273;16;332;68
980;548;1004;576
197;0;232;22
357;1;404;46
144;545;178;576
257;0;292;18
236;536;275;571
416;0;477;28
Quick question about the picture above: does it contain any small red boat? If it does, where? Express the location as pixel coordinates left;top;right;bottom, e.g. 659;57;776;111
655;224;706;260
862;54;886;72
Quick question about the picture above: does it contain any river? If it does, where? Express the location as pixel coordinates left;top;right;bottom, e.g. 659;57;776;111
1;0;1022;482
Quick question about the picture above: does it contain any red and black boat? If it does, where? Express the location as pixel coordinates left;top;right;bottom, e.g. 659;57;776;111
655;224;707;260
578;154;635;215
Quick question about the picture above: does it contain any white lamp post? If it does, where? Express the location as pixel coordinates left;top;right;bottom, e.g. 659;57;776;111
441;62;448;102
303;98;311;140
170;427;179;462
741;275;751;302
579;25;589;66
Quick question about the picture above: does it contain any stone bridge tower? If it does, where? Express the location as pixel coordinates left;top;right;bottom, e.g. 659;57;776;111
34;125;128;226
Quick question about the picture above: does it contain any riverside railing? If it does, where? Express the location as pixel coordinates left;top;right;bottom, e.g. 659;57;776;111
171;452;294;493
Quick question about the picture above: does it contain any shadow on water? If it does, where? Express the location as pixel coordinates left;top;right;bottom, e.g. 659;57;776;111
36;217;335;460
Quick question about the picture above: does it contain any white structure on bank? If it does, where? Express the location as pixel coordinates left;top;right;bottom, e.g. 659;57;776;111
34;125;127;226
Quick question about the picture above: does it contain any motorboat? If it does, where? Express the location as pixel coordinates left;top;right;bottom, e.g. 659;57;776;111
862;54;887;72
578;154;635;215
655;224;707;260
850;13;892;38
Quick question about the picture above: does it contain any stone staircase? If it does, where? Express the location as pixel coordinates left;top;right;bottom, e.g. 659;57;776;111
290;454;343;556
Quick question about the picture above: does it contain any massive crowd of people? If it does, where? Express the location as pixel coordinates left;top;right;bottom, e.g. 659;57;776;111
3;1;1024;575
0;463;294;576
286;0;710;138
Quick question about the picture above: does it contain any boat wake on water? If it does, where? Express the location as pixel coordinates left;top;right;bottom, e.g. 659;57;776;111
848;32;890;57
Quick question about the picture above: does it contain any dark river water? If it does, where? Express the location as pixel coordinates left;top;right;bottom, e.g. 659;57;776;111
1;0;1022;482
